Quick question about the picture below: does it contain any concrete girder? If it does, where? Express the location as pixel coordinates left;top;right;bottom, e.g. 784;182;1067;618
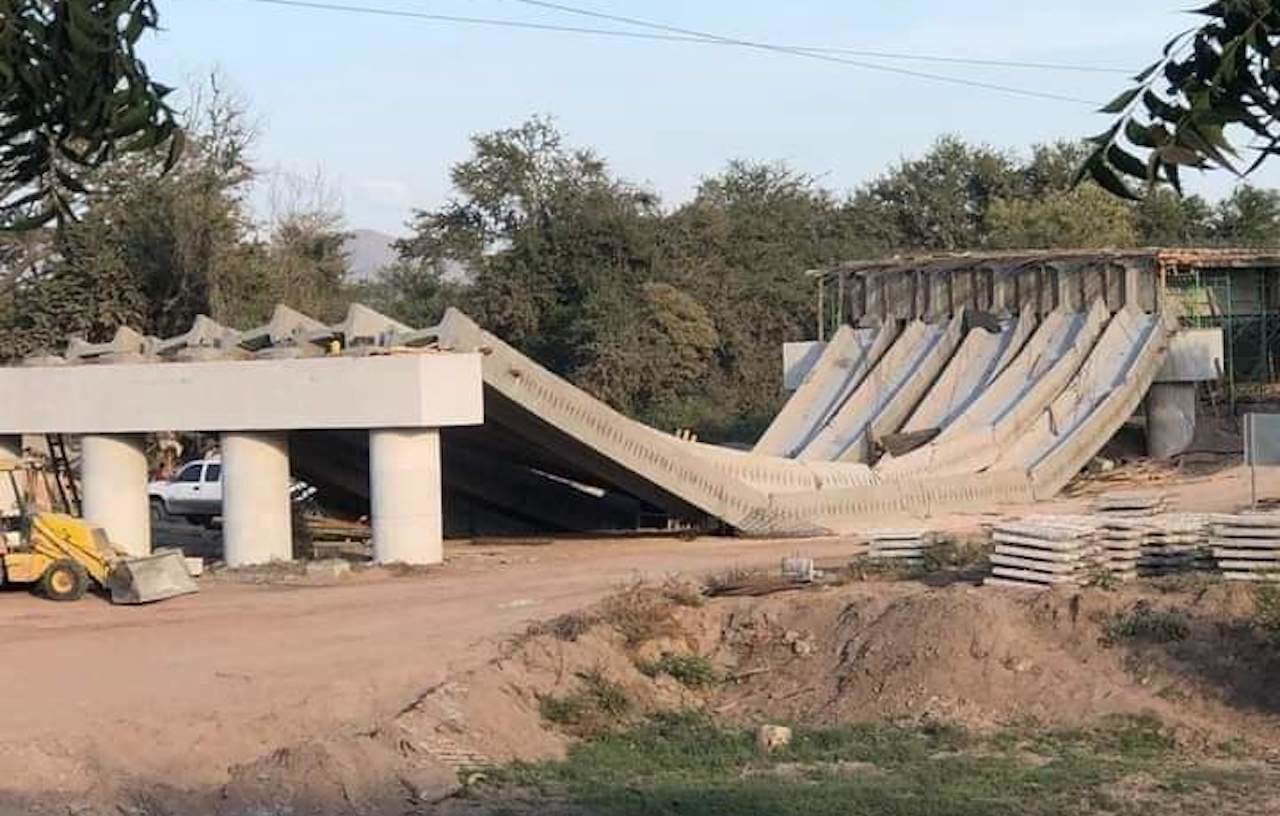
65;326;154;362
318;303;412;350
238;304;328;352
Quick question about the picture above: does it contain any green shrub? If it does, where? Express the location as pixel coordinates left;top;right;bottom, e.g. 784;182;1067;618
538;668;632;735
637;653;721;688
1103;601;1191;645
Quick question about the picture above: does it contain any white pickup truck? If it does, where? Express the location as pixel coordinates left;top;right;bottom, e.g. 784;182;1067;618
149;458;222;526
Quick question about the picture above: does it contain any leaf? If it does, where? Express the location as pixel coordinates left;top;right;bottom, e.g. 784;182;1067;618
163;127;186;173
1133;60;1163;82
1107;144;1151;180
1157;144;1205;166
1125;120;1157;148
1100;87;1141;114
1089;158;1140;201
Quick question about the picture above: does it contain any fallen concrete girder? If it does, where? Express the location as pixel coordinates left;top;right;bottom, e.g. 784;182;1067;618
752;322;897;458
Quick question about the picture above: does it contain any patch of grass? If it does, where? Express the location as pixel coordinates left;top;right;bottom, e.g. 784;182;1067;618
480;712;1271;815
599;584;683;647
636;653;721;689
840;557;923;583
537;668;632;736
527;610;600;642
660;576;706;608
1254;583;1280;641
922;537;990;573
1103;601;1191;645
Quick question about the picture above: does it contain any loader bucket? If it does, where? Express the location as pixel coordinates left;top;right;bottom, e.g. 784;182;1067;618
107;549;199;604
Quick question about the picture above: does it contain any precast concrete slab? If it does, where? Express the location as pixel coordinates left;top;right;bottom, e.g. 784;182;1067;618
877;301;1110;477
797;318;954;462
753;322;896;457
899;306;1035;435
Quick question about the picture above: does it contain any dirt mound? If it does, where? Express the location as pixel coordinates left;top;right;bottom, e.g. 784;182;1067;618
713;580;1280;745
23;578;1280;816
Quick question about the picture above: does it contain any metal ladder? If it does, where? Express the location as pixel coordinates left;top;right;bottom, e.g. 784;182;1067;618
44;434;80;516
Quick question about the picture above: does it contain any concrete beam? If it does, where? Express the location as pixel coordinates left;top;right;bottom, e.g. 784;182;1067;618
369;428;442;565
222;431;292;567
0;354;483;434
81;434;150;556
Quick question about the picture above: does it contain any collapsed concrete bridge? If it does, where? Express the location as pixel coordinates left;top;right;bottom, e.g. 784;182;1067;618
0;249;1226;564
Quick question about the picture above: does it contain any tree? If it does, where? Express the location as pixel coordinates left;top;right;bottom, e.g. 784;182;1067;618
1135;187;1214;246
1;0;182;227
1082;1;1280;197
1213;184;1280;246
397;115;662;375
856;136;1020;251
988;185;1137;249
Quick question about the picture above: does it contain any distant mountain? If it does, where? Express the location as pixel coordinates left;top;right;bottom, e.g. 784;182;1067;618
343;229;399;282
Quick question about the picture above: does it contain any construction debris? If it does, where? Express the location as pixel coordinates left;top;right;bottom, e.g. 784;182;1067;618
1093;490;1169;518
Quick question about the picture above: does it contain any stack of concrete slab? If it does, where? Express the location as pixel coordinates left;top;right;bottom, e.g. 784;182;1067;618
1093;490;1169;518
867;529;932;564
1209;514;1280;582
1138;514;1210;576
1095;518;1146;580
986;516;1102;588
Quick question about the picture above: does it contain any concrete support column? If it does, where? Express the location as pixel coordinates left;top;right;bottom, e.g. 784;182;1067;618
1147;383;1197;459
369;428;443;565
221;431;292;567
81;434;150;556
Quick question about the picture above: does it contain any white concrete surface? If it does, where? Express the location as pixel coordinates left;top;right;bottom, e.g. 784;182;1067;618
1147;382;1197;459
0;353;483;434
1157;328;1224;383
369;428;443;565
781;341;826;391
81;434;151;556
221;432;292;567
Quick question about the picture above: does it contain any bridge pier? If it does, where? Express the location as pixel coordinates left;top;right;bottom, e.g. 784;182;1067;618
81;434;151;556
222;431;293;567
369;428;442;565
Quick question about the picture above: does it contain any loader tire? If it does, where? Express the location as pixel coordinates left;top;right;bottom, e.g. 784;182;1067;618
41;559;88;602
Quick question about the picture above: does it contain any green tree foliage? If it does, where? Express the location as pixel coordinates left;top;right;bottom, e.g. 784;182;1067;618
854;136;1020;251
1134;188;1214;246
1;0;182;227
1213;184;1280;246
1083;1;1280;196
988;186;1138;249
0;79;354;359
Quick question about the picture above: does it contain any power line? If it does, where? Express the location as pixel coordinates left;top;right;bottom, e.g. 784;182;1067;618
236;0;1117;103
499;0;1103;105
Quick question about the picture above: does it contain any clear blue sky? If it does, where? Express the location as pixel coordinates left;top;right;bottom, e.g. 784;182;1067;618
144;0;1275;234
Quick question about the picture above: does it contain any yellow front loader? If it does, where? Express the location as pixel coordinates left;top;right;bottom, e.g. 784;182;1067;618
1;513;115;601
1;465;198;604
